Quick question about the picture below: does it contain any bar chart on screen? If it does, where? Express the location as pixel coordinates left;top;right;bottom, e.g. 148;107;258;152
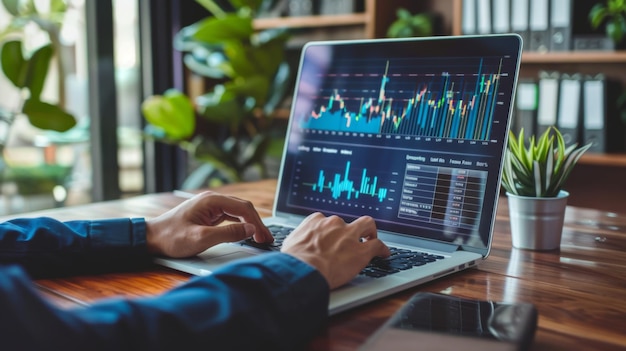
287;151;399;212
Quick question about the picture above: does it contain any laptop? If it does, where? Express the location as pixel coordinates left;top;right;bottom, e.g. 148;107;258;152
156;34;523;315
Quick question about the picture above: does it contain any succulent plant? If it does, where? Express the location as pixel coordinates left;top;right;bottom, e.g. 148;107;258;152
501;127;592;197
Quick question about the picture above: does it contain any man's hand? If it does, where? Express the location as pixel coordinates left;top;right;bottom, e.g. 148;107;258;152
146;192;273;258
281;212;390;289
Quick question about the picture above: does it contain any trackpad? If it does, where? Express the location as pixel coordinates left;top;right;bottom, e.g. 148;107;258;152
193;244;259;273
155;244;260;276
197;251;254;268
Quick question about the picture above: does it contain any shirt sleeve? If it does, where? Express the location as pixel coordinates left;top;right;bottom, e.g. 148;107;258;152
0;252;330;351
0;217;151;277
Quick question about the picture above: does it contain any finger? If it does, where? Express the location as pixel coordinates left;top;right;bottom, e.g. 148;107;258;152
209;213;241;226
299;212;325;226
349;216;377;239
348;216;389;258
208;195;273;242
202;223;256;245
250;228;273;243
364;238;391;258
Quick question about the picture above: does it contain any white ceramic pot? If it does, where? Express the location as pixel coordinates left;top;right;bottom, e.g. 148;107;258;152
506;190;569;251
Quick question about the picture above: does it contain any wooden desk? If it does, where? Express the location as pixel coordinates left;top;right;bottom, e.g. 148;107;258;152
3;179;626;350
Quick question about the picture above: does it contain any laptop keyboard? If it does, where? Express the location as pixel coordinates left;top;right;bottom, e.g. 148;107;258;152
242;224;292;251
242;225;445;278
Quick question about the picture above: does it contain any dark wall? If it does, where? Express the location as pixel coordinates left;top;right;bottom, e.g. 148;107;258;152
139;0;209;192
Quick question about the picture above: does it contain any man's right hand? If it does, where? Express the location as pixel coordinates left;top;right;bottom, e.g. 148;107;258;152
281;212;390;290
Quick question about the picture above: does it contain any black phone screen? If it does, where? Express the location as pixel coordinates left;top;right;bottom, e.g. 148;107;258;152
361;293;538;351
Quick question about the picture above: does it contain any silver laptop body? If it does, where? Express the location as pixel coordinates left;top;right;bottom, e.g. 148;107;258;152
156;34;523;315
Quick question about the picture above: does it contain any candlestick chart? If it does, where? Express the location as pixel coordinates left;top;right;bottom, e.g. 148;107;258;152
299;58;503;141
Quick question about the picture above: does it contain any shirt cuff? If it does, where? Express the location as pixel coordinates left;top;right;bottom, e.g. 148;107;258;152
87;218;147;251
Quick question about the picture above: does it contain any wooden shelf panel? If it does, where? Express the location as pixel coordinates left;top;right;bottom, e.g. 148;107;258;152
522;51;626;64
254;13;368;30
579;153;626;167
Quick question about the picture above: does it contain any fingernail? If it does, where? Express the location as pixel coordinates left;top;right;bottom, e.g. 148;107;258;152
243;223;255;236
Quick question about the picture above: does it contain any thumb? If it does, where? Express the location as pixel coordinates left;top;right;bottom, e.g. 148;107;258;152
208;223;256;244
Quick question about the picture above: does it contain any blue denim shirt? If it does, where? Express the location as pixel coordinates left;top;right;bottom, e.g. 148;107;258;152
0;217;329;350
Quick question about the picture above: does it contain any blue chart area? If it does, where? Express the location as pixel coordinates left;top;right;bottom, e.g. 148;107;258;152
289;154;396;210
310;161;388;202
299;59;502;141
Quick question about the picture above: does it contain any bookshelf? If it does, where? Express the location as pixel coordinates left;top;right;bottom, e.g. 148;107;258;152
254;13;369;31
258;0;625;211
259;0;626;161
252;0;446;42
430;1;626;167
523;51;626;63
432;0;626;212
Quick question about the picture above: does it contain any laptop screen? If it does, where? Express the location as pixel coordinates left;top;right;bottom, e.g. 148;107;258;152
274;35;522;252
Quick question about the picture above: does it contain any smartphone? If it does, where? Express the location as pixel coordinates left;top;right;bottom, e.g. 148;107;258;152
360;292;538;351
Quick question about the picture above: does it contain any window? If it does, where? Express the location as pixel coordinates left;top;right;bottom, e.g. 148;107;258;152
0;0;145;214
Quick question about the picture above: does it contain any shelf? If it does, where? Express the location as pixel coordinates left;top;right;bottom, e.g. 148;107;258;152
579;153;626;167
522;51;626;64
254;13;368;30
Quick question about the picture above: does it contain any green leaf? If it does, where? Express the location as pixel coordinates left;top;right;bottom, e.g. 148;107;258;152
141;90;196;140
589;4;608;29
266;136;285;158
223;37;285;80
607;21;624;42
222;41;256;78
22;99;76;132
397;8;412;20
25;44;53;99
174;23;215;52
544;146;553;191
1;0;21;16
228;0;264;12
533;160;542;196
251;29;289;71
551;142;592;193
20;0;36;15
1;40;28;88
182;51;228;79
228;75;271;107
501;153;517;194
49;0;67;13
195;0;227;18
503;126;590;197
387;8;433;38
197;85;246;125
510;154;533;184
192;15;253;43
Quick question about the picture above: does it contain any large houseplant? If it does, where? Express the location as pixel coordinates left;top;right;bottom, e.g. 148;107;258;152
501;127;591;250
0;0;76;137
142;0;290;188
0;0;77;208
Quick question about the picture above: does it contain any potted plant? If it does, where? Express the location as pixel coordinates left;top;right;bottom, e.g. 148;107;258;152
0;0;77;212
386;8;435;38
589;0;626;49
0;0;77;136
501;127;591;250
142;0;291;188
